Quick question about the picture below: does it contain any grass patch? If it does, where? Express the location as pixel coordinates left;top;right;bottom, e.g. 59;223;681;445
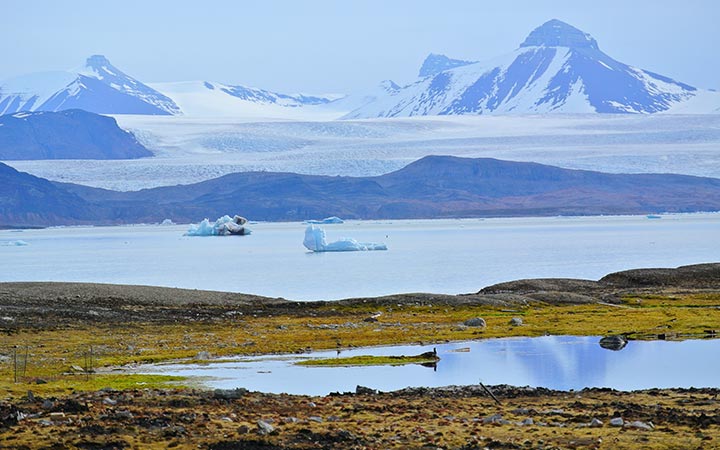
297;354;438;367
1;374;187;397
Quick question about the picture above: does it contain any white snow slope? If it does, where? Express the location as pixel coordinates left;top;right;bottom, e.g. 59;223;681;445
148;81;340;120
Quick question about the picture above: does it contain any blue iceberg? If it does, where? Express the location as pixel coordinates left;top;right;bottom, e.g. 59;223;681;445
303;216;345;225
186;215;251;236
303;225;386;252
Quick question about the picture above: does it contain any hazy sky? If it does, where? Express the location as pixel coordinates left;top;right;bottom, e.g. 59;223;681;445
2;0;718;93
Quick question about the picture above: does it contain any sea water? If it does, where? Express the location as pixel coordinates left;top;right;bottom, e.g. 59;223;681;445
1;214;718;301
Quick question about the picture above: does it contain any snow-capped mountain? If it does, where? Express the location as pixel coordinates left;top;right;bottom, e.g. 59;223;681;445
148;80;337;118
0;55;180;116
345;19;720;118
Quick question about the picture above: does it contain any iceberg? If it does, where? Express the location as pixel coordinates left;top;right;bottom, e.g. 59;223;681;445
186;215;251;236
303;225;387;252
0;240;29;246
303;216;345;225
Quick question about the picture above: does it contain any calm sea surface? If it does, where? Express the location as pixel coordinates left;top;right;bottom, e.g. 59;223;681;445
1;214;718;300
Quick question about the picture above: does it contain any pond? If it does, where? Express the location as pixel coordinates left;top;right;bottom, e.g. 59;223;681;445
135;336;720;395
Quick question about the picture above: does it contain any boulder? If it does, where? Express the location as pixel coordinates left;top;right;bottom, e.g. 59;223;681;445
626;420;654;431
599;335;628;351
356;385;378;395
590;418;603;427
256;419;275;435
610;417;624;427
212;388;248;400
463;317;487;327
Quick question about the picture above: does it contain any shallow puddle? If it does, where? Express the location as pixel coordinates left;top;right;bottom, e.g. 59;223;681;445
137;335;720;395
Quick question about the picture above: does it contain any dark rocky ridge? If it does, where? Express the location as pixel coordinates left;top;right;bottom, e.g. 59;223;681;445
3;155;720;227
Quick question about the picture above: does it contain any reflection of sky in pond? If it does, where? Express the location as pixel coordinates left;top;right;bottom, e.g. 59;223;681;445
137;336;720;395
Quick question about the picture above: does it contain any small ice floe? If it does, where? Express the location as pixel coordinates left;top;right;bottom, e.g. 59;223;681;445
303;225;386;252
303;216;344;225
159;218;175;226
0;240;29;246
186;215;251;236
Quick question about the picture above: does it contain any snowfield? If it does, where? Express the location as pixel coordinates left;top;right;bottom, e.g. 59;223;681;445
5;114;720;191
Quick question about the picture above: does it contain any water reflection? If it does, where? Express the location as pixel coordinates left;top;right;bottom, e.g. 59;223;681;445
138;336;720;395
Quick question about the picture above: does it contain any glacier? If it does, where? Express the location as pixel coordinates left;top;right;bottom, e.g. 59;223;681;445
303;225;386;252
8;114;720;192
186;215;251;236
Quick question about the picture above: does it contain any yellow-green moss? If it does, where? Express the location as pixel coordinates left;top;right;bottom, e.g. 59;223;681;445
1;293;718;396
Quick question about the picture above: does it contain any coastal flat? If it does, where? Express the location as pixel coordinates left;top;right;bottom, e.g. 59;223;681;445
0;263;719;449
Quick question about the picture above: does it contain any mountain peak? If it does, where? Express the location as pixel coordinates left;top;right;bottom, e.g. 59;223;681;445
379;79;401;93
418;53;476;78
85;54;113;69
520;19;598;50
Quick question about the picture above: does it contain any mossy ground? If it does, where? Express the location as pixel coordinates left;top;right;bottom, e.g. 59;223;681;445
0;291;718;448
1;292;718;397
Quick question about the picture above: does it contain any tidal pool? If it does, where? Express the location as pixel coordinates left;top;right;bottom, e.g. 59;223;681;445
136;336;719;395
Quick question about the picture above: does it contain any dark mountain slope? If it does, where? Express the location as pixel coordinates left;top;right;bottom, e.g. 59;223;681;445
0;109;151;160
0;162;105;227
3;156;720;227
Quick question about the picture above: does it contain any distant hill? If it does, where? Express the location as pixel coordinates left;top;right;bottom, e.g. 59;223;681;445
0;155;712;227
0;109;152;160
3;155;720;226
0;162;105;227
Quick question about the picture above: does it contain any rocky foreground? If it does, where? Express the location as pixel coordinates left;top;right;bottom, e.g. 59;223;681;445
0;263;719;449
2;385;719;449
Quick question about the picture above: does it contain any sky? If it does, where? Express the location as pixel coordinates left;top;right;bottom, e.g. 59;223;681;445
1;0;719;94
